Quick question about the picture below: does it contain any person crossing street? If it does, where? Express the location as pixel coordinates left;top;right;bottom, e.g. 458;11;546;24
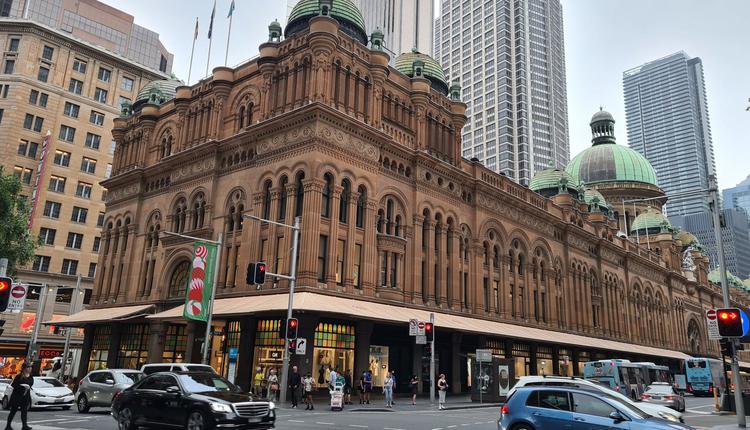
289;366;301;408
5;362;34;430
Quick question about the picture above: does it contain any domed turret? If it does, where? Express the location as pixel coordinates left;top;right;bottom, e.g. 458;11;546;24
708;268;747;291
130;77;183;114
529;165;580;198
630;207;671;235
566;108;658;186
286;0;367;45
676;230;699;247
394;49;448;94
583;188;610;214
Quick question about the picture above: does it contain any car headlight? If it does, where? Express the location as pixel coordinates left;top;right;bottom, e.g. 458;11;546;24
209;402;232;413
269;401;275;410
659;411;680;423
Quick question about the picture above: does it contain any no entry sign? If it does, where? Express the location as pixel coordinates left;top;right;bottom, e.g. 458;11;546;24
706;309;720;340
4;284;27;313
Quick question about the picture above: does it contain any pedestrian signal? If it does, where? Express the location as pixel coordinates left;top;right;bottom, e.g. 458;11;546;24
246;262;267;285
0;277;12;312
717;308;744;337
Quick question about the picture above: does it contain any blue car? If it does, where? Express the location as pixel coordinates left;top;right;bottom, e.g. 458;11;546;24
498;386;695;430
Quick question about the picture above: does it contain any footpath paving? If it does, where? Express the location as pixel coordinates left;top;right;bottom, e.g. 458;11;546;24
277;393;501;412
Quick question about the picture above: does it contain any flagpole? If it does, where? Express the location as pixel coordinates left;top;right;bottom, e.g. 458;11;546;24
206;0;216;77
224;12;233;66
205;39;213;77
187;17;198;85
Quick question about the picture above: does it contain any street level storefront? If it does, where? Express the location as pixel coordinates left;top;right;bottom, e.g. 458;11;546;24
54;292;691;393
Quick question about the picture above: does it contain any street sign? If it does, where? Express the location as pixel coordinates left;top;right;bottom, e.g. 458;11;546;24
416;335;427;344
296;337;307;355
707;308;723;340
4;284;27;313
476;349;492;362
417;321;426;336
409;319;418;336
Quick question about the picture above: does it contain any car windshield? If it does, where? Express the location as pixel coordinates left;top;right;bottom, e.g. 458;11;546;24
120;372;143;384
646;385;674;394
35;378;64;388
178;374;239;393
602;393;650;420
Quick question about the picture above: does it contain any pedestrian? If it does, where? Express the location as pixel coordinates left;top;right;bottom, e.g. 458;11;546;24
343;370;352;405
6;362;33;430
358;371;366;404
363;369;372;404
253;367;265;397
303;373;314;410
329;367;338;390
266;368;279;402
391;370;396;405
289;366;301;408
66;376;78;393
437;373;448;410
409;375;419;405
383;371;394;408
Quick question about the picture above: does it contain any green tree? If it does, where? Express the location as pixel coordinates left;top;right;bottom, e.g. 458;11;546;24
0;167;38;275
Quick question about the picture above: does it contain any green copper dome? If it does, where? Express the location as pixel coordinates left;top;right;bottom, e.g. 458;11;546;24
286;0;367;45
395;50;449;94
529;167;578;193
630;207;671;234
566;109;659;187
708;268;747;291
135;78;183;105
744;278;750;289
583;188;609;209
676;230;699;247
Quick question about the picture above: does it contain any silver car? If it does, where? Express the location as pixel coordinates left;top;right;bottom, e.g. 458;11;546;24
75;369;143;413
641;382;686;412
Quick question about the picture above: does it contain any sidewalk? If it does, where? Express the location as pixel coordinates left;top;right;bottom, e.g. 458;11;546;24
277;393;502;412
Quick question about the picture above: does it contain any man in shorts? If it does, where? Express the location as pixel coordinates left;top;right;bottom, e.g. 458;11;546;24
363;369;373;404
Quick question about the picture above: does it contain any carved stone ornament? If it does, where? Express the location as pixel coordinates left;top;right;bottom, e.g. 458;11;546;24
170;158;216;183
257;123;379;161
681;246;697;272
476;193;554;236
106;182;141;203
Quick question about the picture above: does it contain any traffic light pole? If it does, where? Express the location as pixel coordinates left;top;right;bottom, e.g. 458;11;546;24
430;312;435;405
710;175;746;426
244;214;301;404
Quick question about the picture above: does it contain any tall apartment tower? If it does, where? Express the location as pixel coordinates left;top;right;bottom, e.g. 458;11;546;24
287;0;434;56
0;1;169;368
434;0;569;185
724;174;750;214
623;52;715;218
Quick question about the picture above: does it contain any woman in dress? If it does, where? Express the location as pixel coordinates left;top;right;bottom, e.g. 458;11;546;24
437;373;448;410
409;375;419;405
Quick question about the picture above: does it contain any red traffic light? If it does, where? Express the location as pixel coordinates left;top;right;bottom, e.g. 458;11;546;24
424;322;433;331
286;317;299;340
289;319;298;328
719;311;738;321
425;322;434;341
0;279;9;292
0;276;12;312
717;308;744;338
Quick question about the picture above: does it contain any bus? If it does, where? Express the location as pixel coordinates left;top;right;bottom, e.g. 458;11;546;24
684;358;724;396
634;362;674;385
583;359;646;399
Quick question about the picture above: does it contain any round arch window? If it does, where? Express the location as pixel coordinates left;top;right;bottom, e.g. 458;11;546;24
168;260;191;298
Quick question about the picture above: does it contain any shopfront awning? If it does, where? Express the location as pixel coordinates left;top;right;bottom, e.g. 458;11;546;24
149;292;690;361
45;304;154;327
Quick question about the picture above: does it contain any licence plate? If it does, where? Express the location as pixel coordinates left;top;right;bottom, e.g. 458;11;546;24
651;396;661;400
55;398;65;403
247;417;261;423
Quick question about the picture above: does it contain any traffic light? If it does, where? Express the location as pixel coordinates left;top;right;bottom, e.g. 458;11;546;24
0;277;12;312
717;308;744;337
246;262;267;285
288;339;297;354
720;338;734;357
286;318;299;340
425;322;434;342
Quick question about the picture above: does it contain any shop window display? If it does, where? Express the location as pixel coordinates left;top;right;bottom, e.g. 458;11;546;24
558;349;574;376
312;322;355;388
117;324;150;369
368;346;389;387
512;343;530;380
220;321;241;377
0;357;27;378
251;319;285;388
88;325;112;371
536;346;553;376
162;324;188;362
578;352;591;376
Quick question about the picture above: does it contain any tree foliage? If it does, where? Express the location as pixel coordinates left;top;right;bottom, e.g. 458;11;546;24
0;167;38;275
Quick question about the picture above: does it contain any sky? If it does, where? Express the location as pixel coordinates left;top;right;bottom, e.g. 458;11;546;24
101;0;750;190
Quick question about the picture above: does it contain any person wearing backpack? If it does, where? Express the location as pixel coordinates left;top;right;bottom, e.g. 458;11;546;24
6;362;33;430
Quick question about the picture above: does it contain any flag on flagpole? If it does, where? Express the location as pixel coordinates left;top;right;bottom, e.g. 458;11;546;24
227;0;235;18
208;0;216;39
193;17;199;40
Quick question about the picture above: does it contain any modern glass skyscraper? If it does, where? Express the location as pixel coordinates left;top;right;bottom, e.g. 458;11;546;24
623;52;715;218
434;0;569;185
723;175;750;214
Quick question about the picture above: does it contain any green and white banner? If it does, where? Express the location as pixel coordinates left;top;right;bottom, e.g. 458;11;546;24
183;242;218;322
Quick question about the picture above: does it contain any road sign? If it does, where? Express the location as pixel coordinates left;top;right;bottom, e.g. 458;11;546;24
409;319;418;336
417;321;426;336
4;284;27;313
416;335;426;345
706;309;720;340
476;349;492;362
296;337;307;355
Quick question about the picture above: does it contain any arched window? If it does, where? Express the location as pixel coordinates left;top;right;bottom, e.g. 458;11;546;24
168;260;190;298
191;193;206;230
278;176;288;221
493;245;500;267
339;179;350;223
247;102;254;126
386;199;394;234
356;185;366;228
395;215;402;237
238;106;245;129
377;209;385;233
121;218;130;252
173;198;187;233
321;173;333;218
262;181;272;220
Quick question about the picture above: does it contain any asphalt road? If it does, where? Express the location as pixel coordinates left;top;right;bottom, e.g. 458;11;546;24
0;395;740;429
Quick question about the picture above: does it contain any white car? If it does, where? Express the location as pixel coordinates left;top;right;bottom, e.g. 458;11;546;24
0;379;11;404
507;375;684;423
140;362;216;375
1;377;74;410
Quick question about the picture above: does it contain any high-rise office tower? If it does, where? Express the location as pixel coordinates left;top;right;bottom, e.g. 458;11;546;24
287;0;434;56
623;52;715;218
434;0;569;184
724;174;750;214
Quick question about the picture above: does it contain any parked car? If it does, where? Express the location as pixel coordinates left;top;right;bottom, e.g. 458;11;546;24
76;369;143;413
0;378;12;405
507;375;684;423
642;382;686;412
2;376;74;410
140;363;217;375
498;386;696;430
112;371;275;430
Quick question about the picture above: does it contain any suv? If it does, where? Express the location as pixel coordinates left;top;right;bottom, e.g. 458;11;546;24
140;363;217;375
76;369;143;413
508;376;684;423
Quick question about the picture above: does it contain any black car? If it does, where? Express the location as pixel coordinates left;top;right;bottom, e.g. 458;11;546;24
111;371;275;430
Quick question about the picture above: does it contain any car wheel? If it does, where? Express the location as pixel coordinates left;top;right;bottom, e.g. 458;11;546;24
512;425;535;430
117;407;136;430
1;397;8;410
186;410;208;430
77;394;90;413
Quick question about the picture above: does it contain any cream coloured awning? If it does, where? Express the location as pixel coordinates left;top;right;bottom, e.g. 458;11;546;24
149;292;690;361
46;304;154;327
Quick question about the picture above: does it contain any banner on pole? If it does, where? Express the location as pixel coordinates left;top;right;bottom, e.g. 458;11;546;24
183;242;218;322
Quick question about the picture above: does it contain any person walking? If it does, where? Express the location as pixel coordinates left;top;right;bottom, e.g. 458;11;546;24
383;371;394;408
437;373;448;410
266;368;279;402
390;370;396;405
328;367;338;390
303;373;314;410
363;369;372;404
409;375;419;405
253;367;265;397
6;362;33;430
358;371;366;404
343;370;352;405
289;366;301;408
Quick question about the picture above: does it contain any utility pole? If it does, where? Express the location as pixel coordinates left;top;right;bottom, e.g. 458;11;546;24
430;312;435;405
710;173;746;427
60;274;82;380
28;284;50;364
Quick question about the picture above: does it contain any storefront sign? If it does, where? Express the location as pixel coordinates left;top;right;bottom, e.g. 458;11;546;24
409;319;418;336
270;351;282;359
39;349;61;359
476;349;492;362
295;337;307;355
5;284;28;313
183;242;218;322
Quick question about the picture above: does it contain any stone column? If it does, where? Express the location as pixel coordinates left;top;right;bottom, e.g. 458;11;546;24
451;332;462;394
403;226;415;302
299;179;324;286
361;199;378;295
116;225;137;303
77;324;95;378
412;342;423;394
449;230;461;310
106;324;123;368
424;221;436;303
185;321;201;364
472;241;484;313
355;321;374;378
343;192;358;293
326;186;343;286
436;224;447;306
147;321;167;363
412;215;424;303
487;246;496;314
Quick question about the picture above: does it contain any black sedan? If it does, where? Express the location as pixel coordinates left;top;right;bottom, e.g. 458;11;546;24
111;371;275;430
